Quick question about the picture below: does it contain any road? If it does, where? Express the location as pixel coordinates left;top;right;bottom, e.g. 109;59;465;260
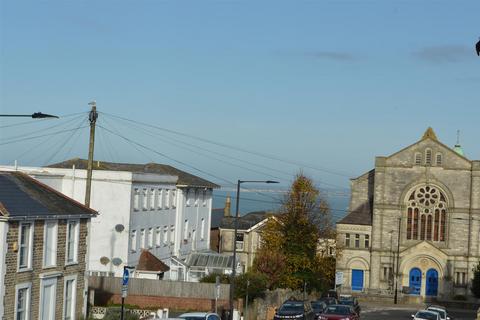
361;304;477;320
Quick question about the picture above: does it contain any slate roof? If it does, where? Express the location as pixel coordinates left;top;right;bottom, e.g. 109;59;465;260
48;158;219;188
337;201;372;226
220;211;271;230
0;171;97;218
185;252;234;269
137;250;170;272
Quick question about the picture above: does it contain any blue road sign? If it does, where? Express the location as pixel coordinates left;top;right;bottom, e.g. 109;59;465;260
122;268;130;286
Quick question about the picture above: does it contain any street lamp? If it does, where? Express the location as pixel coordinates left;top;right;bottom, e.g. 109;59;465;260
229;179;279;320
393;217;401;304
0;112;59;118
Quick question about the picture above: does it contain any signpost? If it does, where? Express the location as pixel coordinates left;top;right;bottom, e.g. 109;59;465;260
121;266;134;320
335;271;344;287
215;275;220;314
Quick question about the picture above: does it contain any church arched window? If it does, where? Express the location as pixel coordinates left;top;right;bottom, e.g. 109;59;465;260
406;185;447;242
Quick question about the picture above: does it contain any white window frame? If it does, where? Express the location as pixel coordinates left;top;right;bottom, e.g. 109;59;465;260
158;189;163;210
194;190;199;207
18;221;34;271
133;188;140;211
62;274;77;320
39;276;57;320
200;218;205;240
163;226;168;245
436;153;443;166
140;229;146;249
65;220;80;265
170;225;175;244
155;227;161;247
186;189;192;207
14;282;32;320
148;228;153;248
130;230;137;252
425;148;432;165
184;219;189;241
43;220;58;268
149;188;155;211
172;190;177;208
142;188;148;210
165;190;170;208
202;190;207;206
235;233;244;251
414;152;422;165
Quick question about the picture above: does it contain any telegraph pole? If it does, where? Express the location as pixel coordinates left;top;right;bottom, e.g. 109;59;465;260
394;217;401;304
85;101;98;207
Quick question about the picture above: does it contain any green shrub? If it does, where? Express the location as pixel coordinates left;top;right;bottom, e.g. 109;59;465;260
199;273;230;284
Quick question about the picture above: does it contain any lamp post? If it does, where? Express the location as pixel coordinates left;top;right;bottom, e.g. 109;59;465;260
229;179;279;320
0;112;59;118
393;217;401;304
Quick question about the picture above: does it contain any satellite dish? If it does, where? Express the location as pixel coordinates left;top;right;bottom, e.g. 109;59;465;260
115;224;125;232
111;258;123;266
100;257;110;265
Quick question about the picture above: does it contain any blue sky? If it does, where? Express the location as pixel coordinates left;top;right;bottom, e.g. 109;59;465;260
1;0;479;193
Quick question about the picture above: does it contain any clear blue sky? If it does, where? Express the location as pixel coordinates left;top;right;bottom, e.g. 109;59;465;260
1;0;479;192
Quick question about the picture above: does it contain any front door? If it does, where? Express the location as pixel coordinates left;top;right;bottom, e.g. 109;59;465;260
426;269;438;296
409;268;421;295
40;278;57;320
351;269;364;291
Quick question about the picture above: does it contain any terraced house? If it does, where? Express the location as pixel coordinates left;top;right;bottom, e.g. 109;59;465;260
0;171;96;320
336;128;480;300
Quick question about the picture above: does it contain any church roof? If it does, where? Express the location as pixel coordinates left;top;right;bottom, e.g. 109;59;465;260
337;201;372;226
421;127;438;141
136;250;170;272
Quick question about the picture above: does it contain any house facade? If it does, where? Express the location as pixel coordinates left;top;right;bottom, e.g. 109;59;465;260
1;159;218;279
336;128;480;299
0;171;96;320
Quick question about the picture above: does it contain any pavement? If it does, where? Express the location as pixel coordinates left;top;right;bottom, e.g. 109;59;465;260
360;302;477;320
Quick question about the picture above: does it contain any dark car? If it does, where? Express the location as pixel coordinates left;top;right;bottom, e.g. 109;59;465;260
274;300;315;320
311;300;327;318
319;297;338;306
318;305;359;320
338;296;360;315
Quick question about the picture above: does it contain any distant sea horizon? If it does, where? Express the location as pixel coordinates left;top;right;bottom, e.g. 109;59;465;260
212;189;350;222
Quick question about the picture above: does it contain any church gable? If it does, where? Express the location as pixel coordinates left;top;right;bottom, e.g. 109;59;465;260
385;128;471;170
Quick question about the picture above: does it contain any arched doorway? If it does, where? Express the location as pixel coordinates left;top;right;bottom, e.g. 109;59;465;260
409;268;422;295
426;269;438;296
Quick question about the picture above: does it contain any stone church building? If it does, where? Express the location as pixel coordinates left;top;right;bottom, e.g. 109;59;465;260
336;128;479;299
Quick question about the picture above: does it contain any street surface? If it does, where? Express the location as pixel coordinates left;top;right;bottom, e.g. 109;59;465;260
361;304;477;320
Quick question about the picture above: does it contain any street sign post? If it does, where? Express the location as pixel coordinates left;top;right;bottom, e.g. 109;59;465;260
121;266;134;320
215;275;220;314
335;271;344;287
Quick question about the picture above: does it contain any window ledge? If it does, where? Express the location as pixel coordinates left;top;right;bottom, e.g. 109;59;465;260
17;267;33;273
39;271;62;279
42;265;57;270
65;261;79;267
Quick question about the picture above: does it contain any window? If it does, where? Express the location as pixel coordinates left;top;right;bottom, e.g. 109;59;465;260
158;189;163;209
455;271;466;286
165;190;170;208
156;227;161;247
142;188;148;210
170;225;175;244
186;189;192;207
364;234;369;248
150;188;155;211
18;222;33;270
15;283;31;320
148;228;153;248
172;190;177;208
184;219;189;241
140;229;146;249
406;185;447;242
200;218;205;240
133;188;140;211
425;149;432;165
194;190;199;206
436;153;442;166
236;233;245;251
43;221;57;268
39;277;57;319
163;226;168;245
345;233;350;247
66;220;79;264
414;153;422;165
131;230;137;252
202;190;207;206
63;275;77;320
382;266;393;281
355;234;360;248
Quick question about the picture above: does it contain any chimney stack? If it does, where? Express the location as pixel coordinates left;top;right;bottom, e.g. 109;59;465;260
224;194;231;217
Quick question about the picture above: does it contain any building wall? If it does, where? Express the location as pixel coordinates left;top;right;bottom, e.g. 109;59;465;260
2;218;89;319
0;221;8;319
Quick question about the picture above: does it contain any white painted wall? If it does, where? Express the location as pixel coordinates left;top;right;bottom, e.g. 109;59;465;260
0;221;8;320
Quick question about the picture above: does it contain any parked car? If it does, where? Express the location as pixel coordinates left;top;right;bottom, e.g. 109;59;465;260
426;305;451;320
317;305;359;320
318;297;338;306
273;300;315;320
310;300;328;318
411;310;441;320
337;295;360;315
178;312;220;320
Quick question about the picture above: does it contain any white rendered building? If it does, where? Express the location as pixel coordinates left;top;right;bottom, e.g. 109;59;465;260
0;159;218;279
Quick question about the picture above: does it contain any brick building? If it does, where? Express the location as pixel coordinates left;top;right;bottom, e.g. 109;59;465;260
336;128;480;299
0;171;96;320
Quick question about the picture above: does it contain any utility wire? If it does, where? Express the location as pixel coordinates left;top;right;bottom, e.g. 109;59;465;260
0;125;90;146
101;112;354;178
0;111;88;129
43;118;87;166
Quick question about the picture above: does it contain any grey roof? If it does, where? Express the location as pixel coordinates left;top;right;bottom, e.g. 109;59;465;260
0;171;97;218
220;211;270;230
337;201;372;226
48;158;219;189
185;252;234;269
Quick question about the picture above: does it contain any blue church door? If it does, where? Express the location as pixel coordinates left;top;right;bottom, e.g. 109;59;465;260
351;269;364;291
409;268;422;295
426;269;438;296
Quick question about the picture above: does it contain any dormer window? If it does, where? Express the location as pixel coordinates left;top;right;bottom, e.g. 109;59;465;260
414;153;422;165
425;149;432;165
436;153;442;166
